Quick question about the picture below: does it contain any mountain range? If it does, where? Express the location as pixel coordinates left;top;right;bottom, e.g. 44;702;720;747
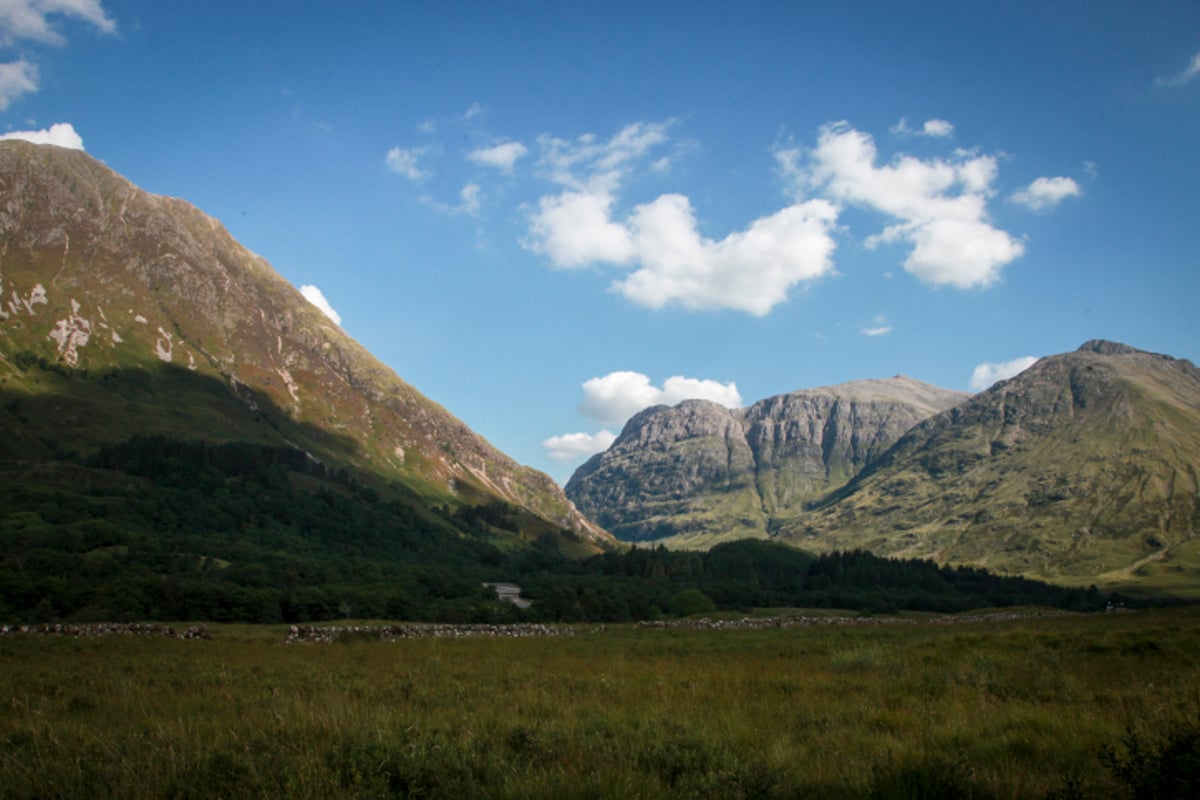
568;342;1200;593
566;376;967;548
2;139;1196;610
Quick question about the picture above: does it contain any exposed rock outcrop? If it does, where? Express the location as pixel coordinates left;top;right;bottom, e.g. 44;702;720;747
566;377;968;546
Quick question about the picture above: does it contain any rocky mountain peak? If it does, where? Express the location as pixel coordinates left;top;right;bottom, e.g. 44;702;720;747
566;376;966;546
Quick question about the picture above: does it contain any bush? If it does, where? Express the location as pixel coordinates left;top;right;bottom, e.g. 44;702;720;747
1102;720;1200;799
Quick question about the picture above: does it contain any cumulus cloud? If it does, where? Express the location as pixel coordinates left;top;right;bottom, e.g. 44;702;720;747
542;430;617;463
527;188;635;267
0;0;115;46
1010;176;1081;211
800;121;1024;288
525;122;839;315
577;371;742;427
615;194;839;315
385;146;430;181
468;140;527;173
969;356;1038;392
0;59;36;109
1156;52;1200;87
0;121;83;149
299;284;342;326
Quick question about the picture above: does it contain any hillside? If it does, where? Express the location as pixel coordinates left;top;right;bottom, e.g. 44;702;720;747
0;140;627;621
787;341;1200;591
0;140;607;547
566;377;967;548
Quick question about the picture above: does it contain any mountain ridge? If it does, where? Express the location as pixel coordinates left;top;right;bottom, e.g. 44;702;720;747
780;341;1200;589
566;375;968;547
0;140;610;548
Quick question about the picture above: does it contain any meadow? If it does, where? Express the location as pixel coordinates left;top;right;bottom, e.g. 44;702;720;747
2;607;1198;799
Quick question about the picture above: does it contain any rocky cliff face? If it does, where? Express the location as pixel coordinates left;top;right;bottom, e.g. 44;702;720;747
0;140;610;548
790;341;1200;586
566;377;967;546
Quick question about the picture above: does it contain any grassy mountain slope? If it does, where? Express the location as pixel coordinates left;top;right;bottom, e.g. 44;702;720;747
787;341;1200;593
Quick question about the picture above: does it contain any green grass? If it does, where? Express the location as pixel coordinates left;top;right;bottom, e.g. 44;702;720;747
2;608;1199;798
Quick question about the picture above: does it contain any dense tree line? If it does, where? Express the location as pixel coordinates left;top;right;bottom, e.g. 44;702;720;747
1;437;1128;625
509;539;1119;623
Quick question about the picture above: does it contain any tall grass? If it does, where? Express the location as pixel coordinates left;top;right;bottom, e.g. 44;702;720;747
1;608;1198;798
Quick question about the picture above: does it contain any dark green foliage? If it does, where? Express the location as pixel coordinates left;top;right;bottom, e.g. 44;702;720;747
0;437;522;624
870;755;996;800
1101;721;1200;799
512;542;1122;623
2;434;1131;625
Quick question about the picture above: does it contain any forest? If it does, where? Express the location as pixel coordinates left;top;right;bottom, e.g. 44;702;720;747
1;436;1124;624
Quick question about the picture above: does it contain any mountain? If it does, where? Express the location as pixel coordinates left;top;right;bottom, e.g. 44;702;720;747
786;341;1200;590
565;376;968;548
0;140;610;550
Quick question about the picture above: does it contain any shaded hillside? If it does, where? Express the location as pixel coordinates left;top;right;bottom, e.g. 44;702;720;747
0;140;609;548
566;377;967;547
787;341;1200;591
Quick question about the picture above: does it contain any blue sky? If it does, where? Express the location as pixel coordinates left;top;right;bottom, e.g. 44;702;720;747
2;1;1198;482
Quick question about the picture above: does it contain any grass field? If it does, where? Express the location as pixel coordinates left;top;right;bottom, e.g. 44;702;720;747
2;607;1198;799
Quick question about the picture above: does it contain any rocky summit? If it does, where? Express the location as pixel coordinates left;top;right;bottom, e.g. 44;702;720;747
566;376;968;548
789;340;1200;588
0;140;610;550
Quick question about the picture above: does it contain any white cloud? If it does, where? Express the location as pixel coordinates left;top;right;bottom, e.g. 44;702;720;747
0;0;115;46
1010;176;1081;211
385;146;430;181
1156;52;1200;87
542;430;617;463
801;121;1024;288
299;284;341;326
526;121;839;314
0;121;83;149
861;315;891;336
468;140;527;173
458;182;481;216
922;119;954;137
0;2;114;109
536;121;672;192
969;355;1038;392
578;371;742;427
527;189;635;267
0;59;36;109
891;117;955;138
614;193;839;315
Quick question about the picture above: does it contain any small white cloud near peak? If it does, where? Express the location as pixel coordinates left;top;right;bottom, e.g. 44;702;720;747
1156;52;1200;87
0;122;84;150
385;146;430;182
299;284;342;326
542;430;617;463
577;371;742;427
1010;176;1081;211
468;140;528;173
969;355;1038;392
